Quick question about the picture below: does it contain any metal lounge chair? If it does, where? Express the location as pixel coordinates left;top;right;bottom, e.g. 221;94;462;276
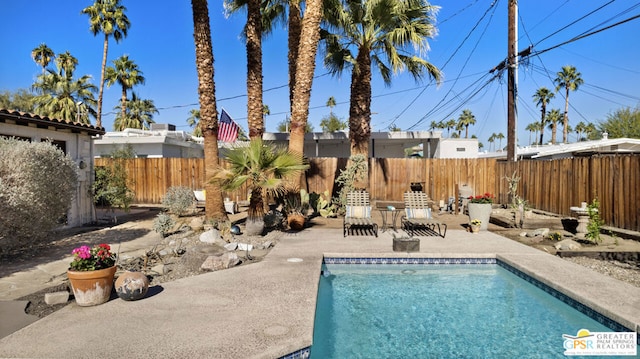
343;191;378;237
401;191;447;237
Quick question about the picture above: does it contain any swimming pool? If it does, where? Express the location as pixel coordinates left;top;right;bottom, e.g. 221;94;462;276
310;259;639;358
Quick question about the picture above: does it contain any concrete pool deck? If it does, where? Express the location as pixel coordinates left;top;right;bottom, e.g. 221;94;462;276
1;228;639;358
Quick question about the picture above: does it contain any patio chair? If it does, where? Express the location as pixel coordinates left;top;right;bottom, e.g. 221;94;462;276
401;191;447;238
343;191;378;237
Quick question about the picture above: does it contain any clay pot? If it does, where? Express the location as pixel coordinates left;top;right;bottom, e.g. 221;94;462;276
67;266;117;306
287;213;305;231
115;271;149;301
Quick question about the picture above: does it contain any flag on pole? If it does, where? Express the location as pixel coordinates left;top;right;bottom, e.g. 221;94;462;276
218;108;240;142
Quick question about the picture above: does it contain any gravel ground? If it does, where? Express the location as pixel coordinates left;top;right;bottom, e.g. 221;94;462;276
562;256;640;288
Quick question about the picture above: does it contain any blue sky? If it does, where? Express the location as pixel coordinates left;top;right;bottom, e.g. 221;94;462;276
1;1;639;147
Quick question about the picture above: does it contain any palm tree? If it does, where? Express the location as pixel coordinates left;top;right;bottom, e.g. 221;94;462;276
574;121;587;142
105;55;145;121
262;104;270;123
585;122;597;140
546;109;562;144
113;92;157;131
191;0;227;222
495;132;505;151
488;133;496;152
224;0;264;140
288;0;323;158
457;109;476;138
187;109;203;137
554;65;583;143
31;43;54;74
326;96;337;115
31;62;97;123
82;0;131;128
525;122;540;146
445;119;456;137
56;51;79;77
533;87;555;145
321;0;441;157
213;139;309;234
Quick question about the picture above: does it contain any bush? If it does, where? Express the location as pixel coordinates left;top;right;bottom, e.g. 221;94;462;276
153;212;175;237
92;146;135;213
0;138;77;251
161;186;195;216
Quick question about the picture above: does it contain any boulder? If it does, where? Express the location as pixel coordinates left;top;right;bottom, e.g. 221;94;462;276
201;252;240;271
199;229;226;246
527;228;549;237
190;217;204;231
554;239;582;251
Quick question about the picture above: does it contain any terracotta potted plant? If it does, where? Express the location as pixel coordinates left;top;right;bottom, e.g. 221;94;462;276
67;243;117;306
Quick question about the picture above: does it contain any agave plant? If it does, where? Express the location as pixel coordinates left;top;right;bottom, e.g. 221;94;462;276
212;139;309;235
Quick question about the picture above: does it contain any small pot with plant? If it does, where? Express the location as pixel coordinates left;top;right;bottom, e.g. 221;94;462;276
469;219;482;233
468;193;494;231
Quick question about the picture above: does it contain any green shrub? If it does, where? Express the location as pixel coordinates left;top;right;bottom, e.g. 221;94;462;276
92;146;135;213
586;198;603;244
0;138;77;251
153;212;175;237
162;186;195;216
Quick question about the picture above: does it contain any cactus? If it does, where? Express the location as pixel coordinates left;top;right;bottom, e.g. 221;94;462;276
316;190;337;218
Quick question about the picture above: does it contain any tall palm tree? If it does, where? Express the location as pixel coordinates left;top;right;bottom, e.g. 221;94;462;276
113;92;157;131
326;96;337;115
495;132;505;151
262;104;270;123
445;119;456;137
56;51;79;77
288;0;323;157
574;121;587;142
321;0;441;157
105;55;145;120
191;0;227;222
224;0;264;140
457;109;476;138
554;65;583;143
546;109;562;144
532;87;554;145
82;0;130;128
187;109;203;137
32;58;97;123
488;133;496;152
31;43;54;74
525;122;540;146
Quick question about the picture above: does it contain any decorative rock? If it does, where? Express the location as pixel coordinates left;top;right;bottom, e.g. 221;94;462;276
519;232;528;237
115;271;150;301
224;242;238;251
44;291;69;305
263;241;273;249
554;239;582;251
237;243;253;251
527;228;549;237
190;217;205;231
151;264;167;275
199;229;222;244
201;252;240;271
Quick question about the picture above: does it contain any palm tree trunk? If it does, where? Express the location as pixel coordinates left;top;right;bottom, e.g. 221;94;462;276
288;0;322;157
191;0;227;222
288;0;302;109
349;47;372;157
121;85;127;121
539;106;546;145
97;35;109;129
246;0;264;140
563;88;570;143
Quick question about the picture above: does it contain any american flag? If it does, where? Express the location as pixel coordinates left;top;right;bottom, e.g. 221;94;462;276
218;109;239;142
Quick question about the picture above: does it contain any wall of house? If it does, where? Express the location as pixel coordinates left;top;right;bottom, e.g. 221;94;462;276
435;138;479;158
0;123;95;227
95;140;204;158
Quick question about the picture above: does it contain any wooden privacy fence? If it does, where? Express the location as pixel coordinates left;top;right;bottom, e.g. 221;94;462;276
96;155;640;232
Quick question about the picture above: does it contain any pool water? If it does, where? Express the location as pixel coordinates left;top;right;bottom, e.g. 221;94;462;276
311;263;639;358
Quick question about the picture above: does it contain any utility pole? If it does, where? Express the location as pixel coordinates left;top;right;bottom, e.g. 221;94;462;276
507;0;518;162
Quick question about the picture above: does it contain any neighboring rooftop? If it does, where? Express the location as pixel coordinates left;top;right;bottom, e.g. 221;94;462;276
0;108;105;136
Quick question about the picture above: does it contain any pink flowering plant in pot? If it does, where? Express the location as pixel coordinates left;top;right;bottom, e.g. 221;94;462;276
69;243;116;271
469;193;495;204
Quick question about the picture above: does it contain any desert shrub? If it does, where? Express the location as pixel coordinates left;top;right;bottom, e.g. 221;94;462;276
92;146;135;213
153;212;175;237
0;138;77;251
334;154;368;214
586;198;603;244
161;186;195;216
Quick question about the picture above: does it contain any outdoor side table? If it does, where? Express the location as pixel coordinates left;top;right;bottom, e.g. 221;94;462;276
378;208;402;232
